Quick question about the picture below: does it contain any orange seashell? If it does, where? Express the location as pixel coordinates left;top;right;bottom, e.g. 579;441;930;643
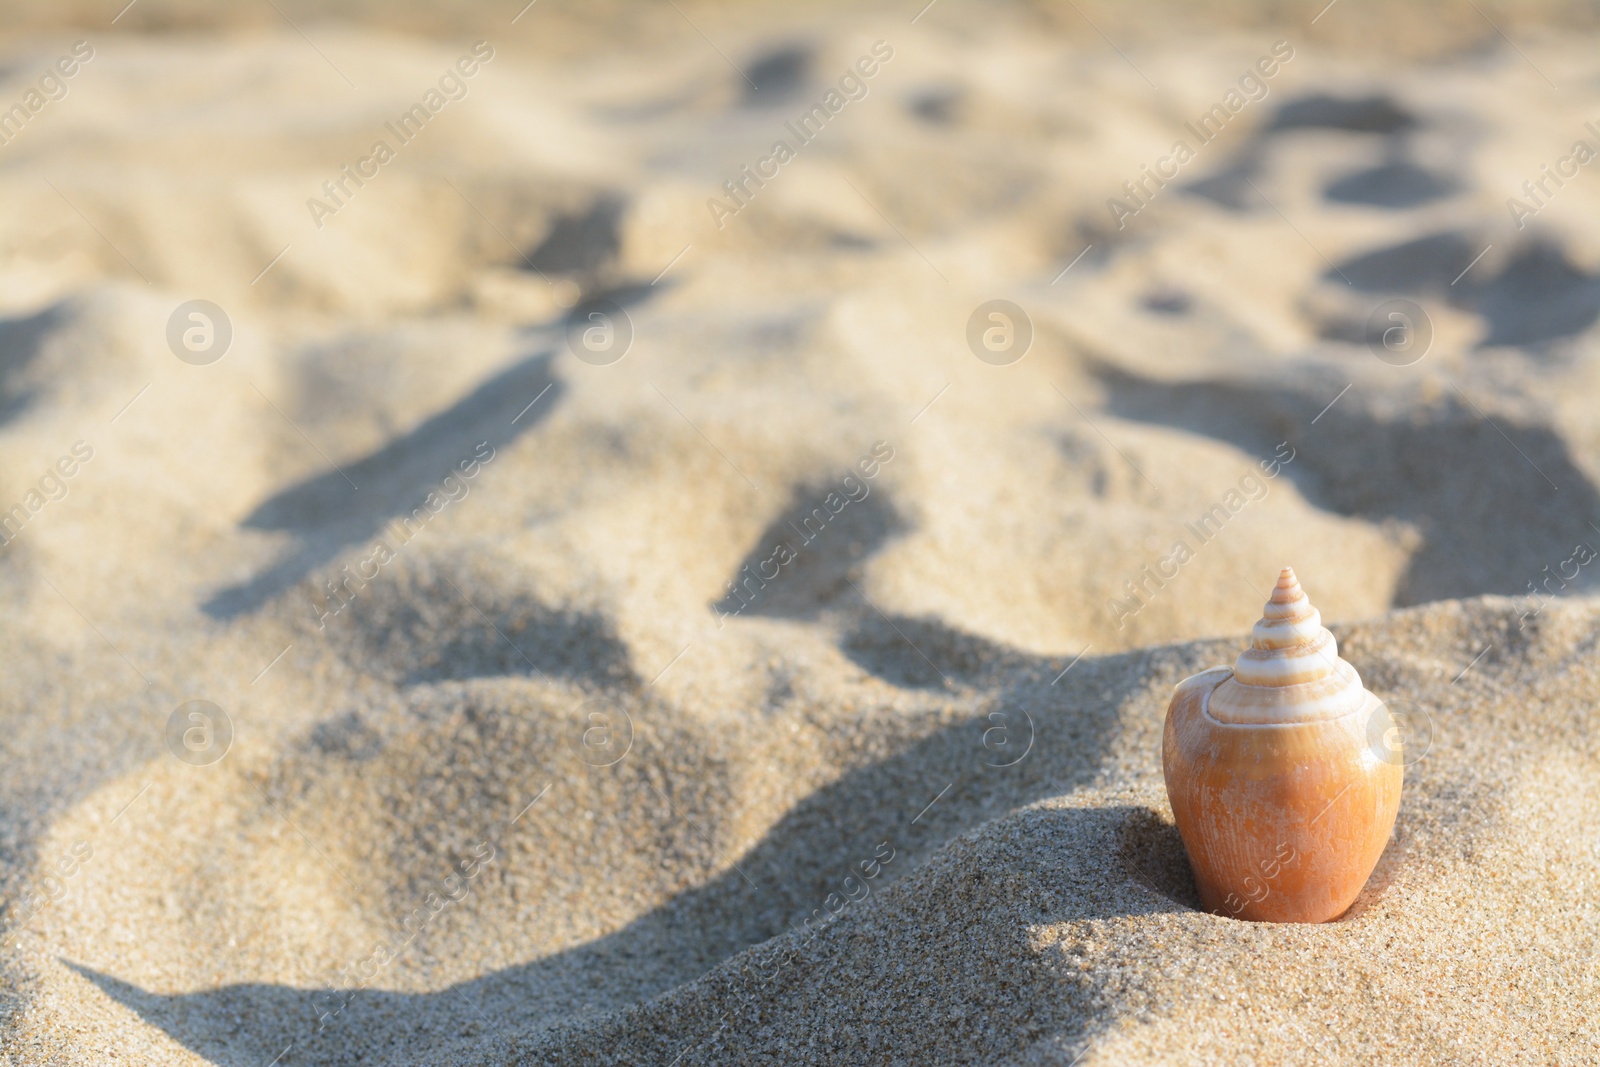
1162;567;1402;923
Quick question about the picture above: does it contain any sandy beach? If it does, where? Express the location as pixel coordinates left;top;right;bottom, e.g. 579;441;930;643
0;1;1597;1063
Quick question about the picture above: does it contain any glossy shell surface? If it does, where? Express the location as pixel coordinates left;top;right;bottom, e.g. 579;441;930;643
1162;568;1402;923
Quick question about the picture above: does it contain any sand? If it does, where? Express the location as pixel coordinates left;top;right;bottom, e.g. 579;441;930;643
0;1;1598;1063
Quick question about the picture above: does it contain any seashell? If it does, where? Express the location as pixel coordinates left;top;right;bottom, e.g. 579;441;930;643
1162;567;1401;923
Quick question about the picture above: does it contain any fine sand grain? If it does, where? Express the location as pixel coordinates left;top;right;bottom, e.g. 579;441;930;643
0;3;1598;1064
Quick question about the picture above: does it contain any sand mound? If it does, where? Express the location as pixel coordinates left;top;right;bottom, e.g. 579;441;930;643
2;6;1600;1065
19;599;1598;1065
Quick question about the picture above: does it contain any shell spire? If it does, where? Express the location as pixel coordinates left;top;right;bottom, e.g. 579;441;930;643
1232;567;1336;688
1207;566;1369;724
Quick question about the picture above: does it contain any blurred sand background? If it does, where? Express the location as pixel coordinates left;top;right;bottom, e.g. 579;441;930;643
0;0;1597;1063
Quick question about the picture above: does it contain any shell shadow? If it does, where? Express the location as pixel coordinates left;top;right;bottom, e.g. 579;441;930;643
201;352;564;620
66;638;1173;1066
1094;363;1600;606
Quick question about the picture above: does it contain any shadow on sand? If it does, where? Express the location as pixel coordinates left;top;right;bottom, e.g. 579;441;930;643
1095;363;1600;606
71;628;1198;1065
202;352;564;620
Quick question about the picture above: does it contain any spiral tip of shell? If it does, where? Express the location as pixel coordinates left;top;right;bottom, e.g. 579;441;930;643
1257;567;1316;636
1212;566;1368;716
1230;566;1339;686
1272;567;1301;599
